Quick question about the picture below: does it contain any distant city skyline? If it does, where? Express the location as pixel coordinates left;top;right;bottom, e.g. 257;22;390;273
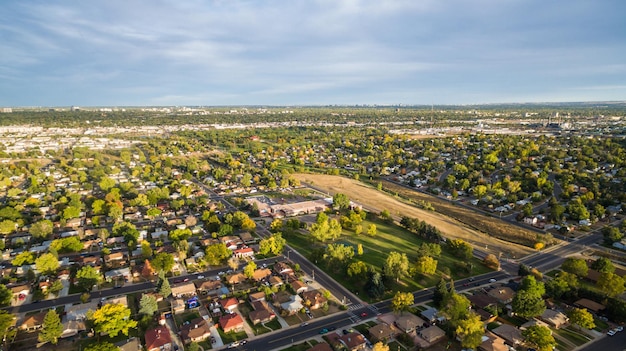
1;0;625;107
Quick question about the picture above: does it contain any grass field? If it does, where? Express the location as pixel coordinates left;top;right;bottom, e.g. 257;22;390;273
292;174;534;259
285;216;492;300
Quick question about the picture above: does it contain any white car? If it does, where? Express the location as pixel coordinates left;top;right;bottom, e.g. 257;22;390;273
197;275;205;279
615;326;623;332
607;330;616;336
488;278;496;283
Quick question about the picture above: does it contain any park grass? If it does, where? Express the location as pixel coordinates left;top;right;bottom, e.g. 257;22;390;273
284;216;493;300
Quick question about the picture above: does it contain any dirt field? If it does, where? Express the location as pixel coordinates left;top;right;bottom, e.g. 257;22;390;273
293;173;533;258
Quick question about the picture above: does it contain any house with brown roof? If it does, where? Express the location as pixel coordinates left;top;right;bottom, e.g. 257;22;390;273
487;287;516;304
251;268;272;282
171;282;197;298
269;275;284;287
492;324;523;346
301;290;327;310
180;317;212;343
219;313;245;333
274;261;293;276
479;331;509;351
339;332;367;351
20;311;46;331
249;291;266;303
291;280;307;294
115;337;142;351
226;272;246;285
368;323;396;343
574;298;605;313
239;232;255;244
104;252;126;268
145;326;173;351
418;325;446;344
249;300;276;325
196;280;223;296
469;293;498;310
395;314;425;333
539;309;569;329
9;283;30;300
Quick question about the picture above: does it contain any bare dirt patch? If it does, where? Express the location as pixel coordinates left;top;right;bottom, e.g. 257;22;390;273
293;174;533;258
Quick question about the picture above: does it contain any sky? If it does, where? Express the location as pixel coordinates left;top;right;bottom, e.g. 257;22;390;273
1;0;625;107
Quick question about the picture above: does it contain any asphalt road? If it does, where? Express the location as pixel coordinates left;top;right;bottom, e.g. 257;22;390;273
578;330;626;351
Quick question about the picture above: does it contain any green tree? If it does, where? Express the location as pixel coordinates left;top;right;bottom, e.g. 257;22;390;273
568;308;595;330
561;257;588;277
159;275;172;298
205;243;232;265
433;278;450;308
391;291;414;314
446;239;473;260
602;226;623;244
88;304;137;338
76;265;101;291
98;177;116;191
169;228;192;241
141;241;153;258
417;243;441;258
243;261;257;279
333;193;350;210
414;255;438;276
139;294;158;316
50;236;83;253
545;272;578;299
591;257;615;274
0;310;17;348
347;261;368;280
0;219;16;235
151;253;175;273
357;243;363;256
441;293;471;323
29;219;53;239
35;252;60;275
38;310;63;344
522;325;556;351
112;221;139;247
12;251;35;266
597;272;626;297
455;312;484;349
258;233;286;256
384;251;409;283
512;289;546;318
187;342;200;351
0;285;12;306
367;223;377;236
62;206;81;220
92;199;106;215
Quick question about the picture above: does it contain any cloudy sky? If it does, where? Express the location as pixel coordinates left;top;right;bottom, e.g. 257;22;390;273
1;0;625;106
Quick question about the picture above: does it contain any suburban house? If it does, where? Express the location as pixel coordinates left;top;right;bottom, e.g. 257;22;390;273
180;317;212;343
66;300;99;321
218;313;245;333
248;291;266;303
274;261;293;277
487;287;516;304
301;290;328;310
196;280;223;296
20;311;46;331
368;323;396;343
418;325;446;344
145;326;173;351
291;280;308;294
339;332;367;351
307;343;333;351
395;313;426;333
9;284;30;300
469;293;498;310
220;297;239;312
574;298;605;313
492;324;523;346
249;300;276;325
171;282;197;298
103;252;126;267
115;337;143;351
233;247;254;259
479;331;509;351
421;307;443;323
279;294;304;315
227;272;246;285
269;275;284;287
539;309;569;329
251;268;272;282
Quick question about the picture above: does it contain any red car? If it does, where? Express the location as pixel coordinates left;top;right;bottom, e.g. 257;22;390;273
360;312;368;317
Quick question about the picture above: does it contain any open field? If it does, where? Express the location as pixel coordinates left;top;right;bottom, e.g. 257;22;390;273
292;174;534;258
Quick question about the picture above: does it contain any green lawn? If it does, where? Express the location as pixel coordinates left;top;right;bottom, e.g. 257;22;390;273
285;216;493;301
554;327;592;346
218;329;247;344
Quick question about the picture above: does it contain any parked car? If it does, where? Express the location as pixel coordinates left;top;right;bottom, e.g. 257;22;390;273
301;322;309;327
360;312;368;317
228;341;240;348
197;275;205;279
615;326;624;332
607;330;616;336
319;328;329;334
489;278;496;283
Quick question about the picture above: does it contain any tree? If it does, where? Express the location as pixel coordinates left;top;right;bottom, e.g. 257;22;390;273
391;291;414;314
139;294;158;316
0;219;16;235
141;241;153;258
512;289;545;318
36;253;60;275
367;223;377;236
243;261;257;279
483;254;500;270
522;325;556;351
0;310;17;348
227;256;239;271
62;206;81;220
159;275;171;298
441;293;471;323
446;239;473;260
602;226;623;244
597;272;626;297
142;259;155;279
205;243;232;265
372;342;389;351
169;228;192;241
151;252;175;273
88;303;137;338
417;243;441;258
384;251;409;283
29;219;53;239
591;257;615;274
546;272;578;299
12;251;35;266
569;308;595;330
455;312;484;349
414;255;438;276
98;177;116;191
38;310;62;344
112;221;139;247
258;233;286;256
433;278;449;308
333;193;350;210
50;236;83;253
357;243;363;256
0;285;12;306
187;342;200;351
561;257;588;277
324;244;354;270
76;265;101;291
84;341;120;351
347;261;368;279
92;199;106;215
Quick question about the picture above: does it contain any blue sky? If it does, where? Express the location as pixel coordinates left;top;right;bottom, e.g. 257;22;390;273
1;0;625;106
